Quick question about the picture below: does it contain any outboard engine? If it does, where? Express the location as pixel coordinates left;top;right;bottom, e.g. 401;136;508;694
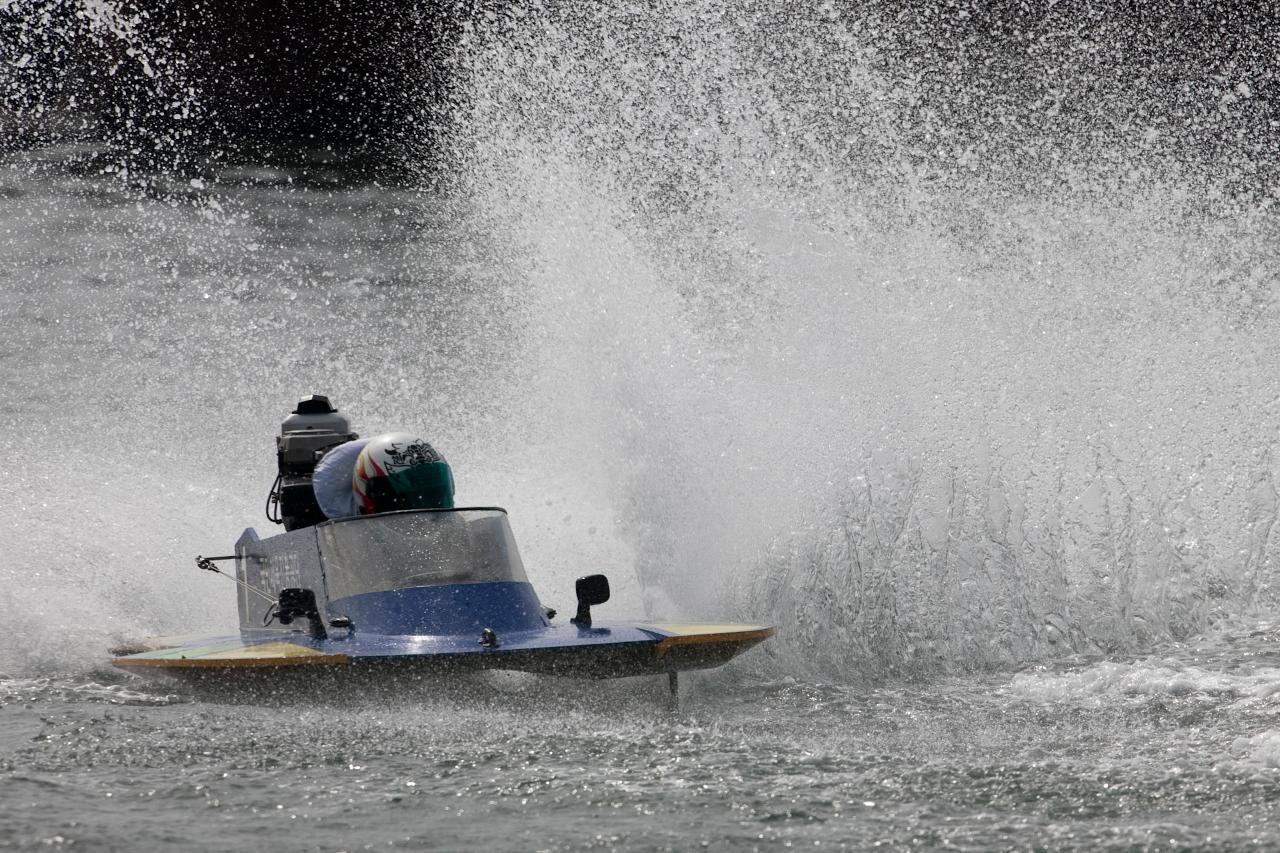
269;395;358;531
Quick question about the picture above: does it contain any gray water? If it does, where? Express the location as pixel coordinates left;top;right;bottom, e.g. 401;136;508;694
4;2;1280;850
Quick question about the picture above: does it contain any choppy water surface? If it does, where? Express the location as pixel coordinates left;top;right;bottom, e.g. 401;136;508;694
4;1;1280;849
7;626;1280;851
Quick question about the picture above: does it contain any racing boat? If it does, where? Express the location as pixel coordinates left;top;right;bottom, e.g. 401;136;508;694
111;397;773;694
110;505;773;692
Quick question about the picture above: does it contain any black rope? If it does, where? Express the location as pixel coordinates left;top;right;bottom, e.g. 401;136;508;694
265;473;283;524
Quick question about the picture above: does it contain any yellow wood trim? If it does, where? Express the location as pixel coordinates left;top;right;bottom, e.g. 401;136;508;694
652;626;776;657
113;652;350;669
644;623;774;636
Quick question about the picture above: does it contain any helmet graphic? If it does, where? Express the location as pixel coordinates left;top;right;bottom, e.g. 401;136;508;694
353;433;455;514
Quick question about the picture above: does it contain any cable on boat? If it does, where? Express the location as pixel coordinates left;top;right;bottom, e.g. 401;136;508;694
196;555;283;626
196;555;276;603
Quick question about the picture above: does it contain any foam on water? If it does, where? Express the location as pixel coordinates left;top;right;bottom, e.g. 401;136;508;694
1010;661;1280;704
0;674;180;706
1233;730;1280;770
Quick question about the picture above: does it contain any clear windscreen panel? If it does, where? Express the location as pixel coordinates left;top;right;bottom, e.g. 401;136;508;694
318;509;529;600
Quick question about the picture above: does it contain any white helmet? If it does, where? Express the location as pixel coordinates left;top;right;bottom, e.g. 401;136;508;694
352;433;454;514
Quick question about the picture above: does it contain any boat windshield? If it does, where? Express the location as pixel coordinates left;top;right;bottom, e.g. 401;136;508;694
317;509;529;600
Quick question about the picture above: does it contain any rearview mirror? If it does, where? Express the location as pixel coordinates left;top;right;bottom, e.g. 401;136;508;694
570;574;610;626
275;587;326;637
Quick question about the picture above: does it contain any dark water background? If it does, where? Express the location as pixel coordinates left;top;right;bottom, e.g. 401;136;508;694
4;2;1280;849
